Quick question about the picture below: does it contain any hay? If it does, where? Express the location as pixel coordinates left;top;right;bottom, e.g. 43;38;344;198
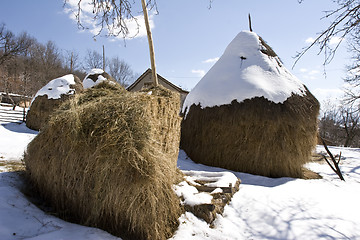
26;75;83;131
24;82;183;239
181;88;319;178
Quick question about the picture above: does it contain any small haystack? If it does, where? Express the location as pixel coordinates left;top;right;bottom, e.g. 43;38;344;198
83;68;116;89
26;74;83;131
24;82;183;239
181;31;319;178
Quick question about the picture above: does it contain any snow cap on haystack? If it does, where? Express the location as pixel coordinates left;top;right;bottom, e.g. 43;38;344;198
181;30;319;178
83;68;116;89
32;74;82;104
26;74;83;131
183;30;306;115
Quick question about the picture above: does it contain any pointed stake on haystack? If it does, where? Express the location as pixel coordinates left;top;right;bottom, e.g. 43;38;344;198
141;0;158;87
248;13;253;32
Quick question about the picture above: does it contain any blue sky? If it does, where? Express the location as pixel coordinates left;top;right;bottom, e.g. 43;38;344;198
0;0;350;103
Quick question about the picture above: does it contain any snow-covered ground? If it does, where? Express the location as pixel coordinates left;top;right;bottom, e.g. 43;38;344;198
1;104;360;240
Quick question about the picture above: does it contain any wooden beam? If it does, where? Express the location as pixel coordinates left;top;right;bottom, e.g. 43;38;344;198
141;0;158;87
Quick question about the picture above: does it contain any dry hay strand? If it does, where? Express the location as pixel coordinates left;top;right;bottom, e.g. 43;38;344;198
181;88;319;178
26;75;83;131
24;82;183;239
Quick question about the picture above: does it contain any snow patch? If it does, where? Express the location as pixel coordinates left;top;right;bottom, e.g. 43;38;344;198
182;170;238;188
174;181;212;206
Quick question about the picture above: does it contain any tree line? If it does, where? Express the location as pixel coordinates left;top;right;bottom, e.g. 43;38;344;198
0;23;136;98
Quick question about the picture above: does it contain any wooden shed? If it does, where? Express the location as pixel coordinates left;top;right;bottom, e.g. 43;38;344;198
127;69;189;108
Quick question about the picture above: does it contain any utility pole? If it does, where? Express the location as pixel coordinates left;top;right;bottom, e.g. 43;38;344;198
141;0;158;87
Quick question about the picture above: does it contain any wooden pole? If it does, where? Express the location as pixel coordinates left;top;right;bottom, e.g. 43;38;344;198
70;52;73;73
102;45;105;71
248;13;253;32
141;0;158;87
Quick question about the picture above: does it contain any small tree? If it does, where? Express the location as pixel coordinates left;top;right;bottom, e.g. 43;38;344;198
108;56;134;87
339;105;360;147
63;50;80;73
84;49;103;70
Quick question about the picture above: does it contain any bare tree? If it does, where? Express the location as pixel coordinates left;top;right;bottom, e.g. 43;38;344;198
64;0;159;86
339;105;360;147
108;56;134;87
84;49;103;70
295;1;360;66
0;23;33;65
319;100;360;147
63;50;80;73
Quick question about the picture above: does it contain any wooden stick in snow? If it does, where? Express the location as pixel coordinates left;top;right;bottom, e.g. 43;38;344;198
320;136;345;181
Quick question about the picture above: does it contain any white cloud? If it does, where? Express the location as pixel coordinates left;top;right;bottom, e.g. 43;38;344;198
297;68;322;80
202;57;219;64
305;37;315;44
305;36;343;46
329;36;342;46
191;69;206;78
309;70;320;75
64;0;153;40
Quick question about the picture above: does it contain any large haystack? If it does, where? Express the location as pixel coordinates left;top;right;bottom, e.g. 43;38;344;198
24;82;183;239
181;31;319;178
26;74;83;131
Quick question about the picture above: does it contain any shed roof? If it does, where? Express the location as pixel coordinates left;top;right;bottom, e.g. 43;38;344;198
127;68;189;94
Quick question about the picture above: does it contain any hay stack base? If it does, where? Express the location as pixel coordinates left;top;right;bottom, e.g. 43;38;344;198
24;83;183;240
181;91;319;178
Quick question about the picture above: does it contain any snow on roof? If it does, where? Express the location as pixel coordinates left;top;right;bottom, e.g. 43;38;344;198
182;31;306;115
32;74;76;103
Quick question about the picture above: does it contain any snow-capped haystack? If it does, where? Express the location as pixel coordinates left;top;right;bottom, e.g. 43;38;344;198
83;68;116;89
26;74;83;131
24;82;183;240
181;31;319;178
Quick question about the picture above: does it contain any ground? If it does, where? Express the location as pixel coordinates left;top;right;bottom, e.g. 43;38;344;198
0;104;360;240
